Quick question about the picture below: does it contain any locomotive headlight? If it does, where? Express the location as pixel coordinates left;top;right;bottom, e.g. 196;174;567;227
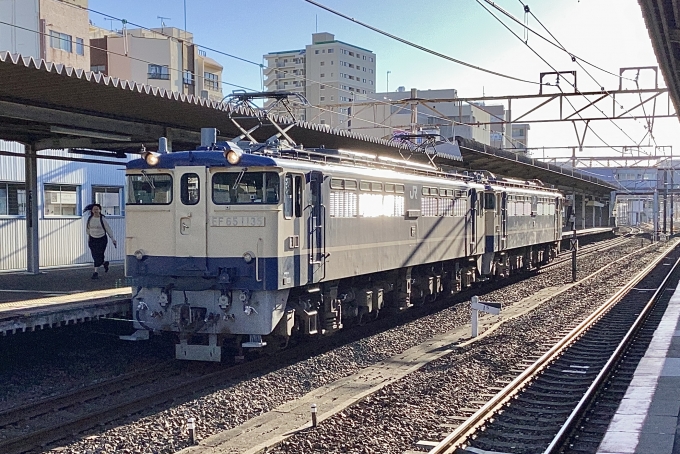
225;148;242;165
141;150;161;166
223;141;244;165
134;249;146;261
242;251;254;263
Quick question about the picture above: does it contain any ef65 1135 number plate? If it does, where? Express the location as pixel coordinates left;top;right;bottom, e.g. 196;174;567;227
210;216;265;227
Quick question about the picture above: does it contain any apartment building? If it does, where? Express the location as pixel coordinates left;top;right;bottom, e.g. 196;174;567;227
89;26;224;102
264;32;376;123
0;0;90;70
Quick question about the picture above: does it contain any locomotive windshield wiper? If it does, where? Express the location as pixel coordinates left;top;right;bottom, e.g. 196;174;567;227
141;170;156;189
233;167;248;190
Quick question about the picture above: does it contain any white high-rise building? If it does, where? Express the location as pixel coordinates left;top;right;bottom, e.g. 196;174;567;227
263;32;376;124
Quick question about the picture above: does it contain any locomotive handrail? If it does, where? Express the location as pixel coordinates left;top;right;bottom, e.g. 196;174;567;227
321;203;327;281
255;238;263;282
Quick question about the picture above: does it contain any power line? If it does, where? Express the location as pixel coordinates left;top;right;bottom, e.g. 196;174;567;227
512;0;658;148
302;0;539;85
55;0;526;147
57;0;263;69
482;0;634;82
476;0;645;154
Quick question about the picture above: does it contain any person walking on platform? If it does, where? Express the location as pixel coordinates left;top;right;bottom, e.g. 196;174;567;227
85;203;117;279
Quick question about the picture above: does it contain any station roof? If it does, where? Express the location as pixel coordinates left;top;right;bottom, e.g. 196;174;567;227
0;52;615;197
638;0;680;122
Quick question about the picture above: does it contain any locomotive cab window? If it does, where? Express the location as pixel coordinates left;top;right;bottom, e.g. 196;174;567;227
180;173;200;205
284;174;303;218
213;172;280;205
126;173;173;205
484;192;496;210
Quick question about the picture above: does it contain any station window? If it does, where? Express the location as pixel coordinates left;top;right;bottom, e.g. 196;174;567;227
0;182;26;216
180;174;200;206
44;184;79;216
92;186;122;216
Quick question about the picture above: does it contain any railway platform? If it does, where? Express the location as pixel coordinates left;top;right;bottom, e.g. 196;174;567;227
561;227;616;239
0;263;131;336
597;281;680;454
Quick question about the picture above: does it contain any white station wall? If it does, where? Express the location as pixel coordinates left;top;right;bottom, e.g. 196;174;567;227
0;141;127;271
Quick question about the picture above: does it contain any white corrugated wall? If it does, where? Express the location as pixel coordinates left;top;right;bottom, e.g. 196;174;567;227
0;142;129;271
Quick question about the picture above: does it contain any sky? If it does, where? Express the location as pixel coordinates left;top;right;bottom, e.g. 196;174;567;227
89;0;676;161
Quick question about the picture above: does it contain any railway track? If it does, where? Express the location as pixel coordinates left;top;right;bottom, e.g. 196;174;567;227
429;241;680;454
0;233;639;454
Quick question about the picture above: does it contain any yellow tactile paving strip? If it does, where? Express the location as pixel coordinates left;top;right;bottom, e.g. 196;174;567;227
0;287;132;314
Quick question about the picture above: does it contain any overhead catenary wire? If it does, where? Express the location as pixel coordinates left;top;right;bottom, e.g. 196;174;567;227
45;0;524;149
302;0;539;85
55;0;487;142
483;0;635;83
512;0;659;148
475;0;644;154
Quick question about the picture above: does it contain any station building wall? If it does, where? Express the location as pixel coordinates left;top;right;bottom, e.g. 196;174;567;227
0;140;127;271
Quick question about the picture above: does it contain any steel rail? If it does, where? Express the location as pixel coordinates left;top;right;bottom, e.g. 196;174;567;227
544;251;680;453
428;242;676;454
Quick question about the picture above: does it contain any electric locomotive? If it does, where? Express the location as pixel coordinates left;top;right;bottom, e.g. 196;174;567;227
124;131;564;361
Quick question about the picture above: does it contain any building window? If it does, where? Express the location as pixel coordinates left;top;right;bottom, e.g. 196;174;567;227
148;64;170;80
320;84;325;89
92;186;122;216
0;182;26;216
320;61;325;66
90;65;106;74
370;57;374;62
49;30;72;52
328;48;334;53
320;73;325;78
315;50;319;54
75;38;84;55
204;72;219;90
44;184;79;216
320;96;325;101
183;70;194;85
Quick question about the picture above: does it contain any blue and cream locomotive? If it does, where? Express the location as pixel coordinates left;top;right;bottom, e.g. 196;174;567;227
124;131;564;361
